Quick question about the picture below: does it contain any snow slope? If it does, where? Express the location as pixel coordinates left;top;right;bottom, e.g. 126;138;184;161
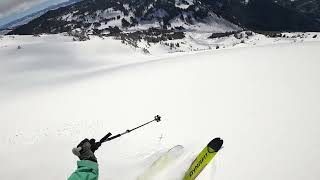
1;36;320;180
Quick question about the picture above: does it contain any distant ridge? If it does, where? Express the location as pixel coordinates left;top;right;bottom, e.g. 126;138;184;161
1;0;82;30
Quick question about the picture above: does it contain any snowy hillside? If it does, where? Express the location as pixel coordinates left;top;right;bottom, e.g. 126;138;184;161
1;34;320;180
8;0;240;36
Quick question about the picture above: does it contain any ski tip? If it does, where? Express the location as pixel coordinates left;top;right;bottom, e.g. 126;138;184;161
208;137;223;152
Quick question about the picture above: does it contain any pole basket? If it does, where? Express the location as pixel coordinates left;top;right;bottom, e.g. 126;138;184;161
154;115;161;122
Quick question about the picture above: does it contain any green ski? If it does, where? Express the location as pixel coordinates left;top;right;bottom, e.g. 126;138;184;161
183;138;223;180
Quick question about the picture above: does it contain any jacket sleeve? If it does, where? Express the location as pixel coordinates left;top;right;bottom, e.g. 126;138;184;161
68;160;99;180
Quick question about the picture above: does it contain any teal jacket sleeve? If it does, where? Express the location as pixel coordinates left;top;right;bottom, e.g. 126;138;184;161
68;160;99;180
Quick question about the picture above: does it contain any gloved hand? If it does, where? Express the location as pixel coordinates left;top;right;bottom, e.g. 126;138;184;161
72;138;101;163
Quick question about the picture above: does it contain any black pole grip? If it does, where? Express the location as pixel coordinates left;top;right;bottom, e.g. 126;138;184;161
100;132;112;143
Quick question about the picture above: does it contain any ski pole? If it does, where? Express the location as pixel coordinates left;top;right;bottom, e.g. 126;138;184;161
98;132;113;144
101;115;162;143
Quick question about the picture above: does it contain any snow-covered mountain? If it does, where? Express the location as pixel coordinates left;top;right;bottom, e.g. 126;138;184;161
7;0;320;38
206;0;320;31
0;0;82;30
1;1;320;180
274;0;320;18
7;0;240;36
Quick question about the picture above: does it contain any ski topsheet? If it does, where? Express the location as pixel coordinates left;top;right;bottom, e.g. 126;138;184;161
183;138;223;180
138;145;184;180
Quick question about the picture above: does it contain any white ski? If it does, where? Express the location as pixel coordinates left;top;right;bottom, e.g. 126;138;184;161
137;145;184;180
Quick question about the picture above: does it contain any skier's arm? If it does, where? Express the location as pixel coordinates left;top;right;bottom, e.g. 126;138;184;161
68;138;99;180
68;160;99;180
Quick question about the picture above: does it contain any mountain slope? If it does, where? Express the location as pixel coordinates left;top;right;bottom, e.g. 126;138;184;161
205;0;320;31
8;0;320;36
275;0;320;19
7;0;240;35
0;37;320;179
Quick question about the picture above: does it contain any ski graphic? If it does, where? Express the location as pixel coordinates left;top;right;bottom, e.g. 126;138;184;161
183;138;223;180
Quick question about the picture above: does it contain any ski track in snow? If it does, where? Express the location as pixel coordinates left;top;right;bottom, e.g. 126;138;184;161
0;34;320;180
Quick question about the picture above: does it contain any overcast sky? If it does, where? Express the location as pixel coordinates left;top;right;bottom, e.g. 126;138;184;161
0;0;46;18
0;0;68;26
